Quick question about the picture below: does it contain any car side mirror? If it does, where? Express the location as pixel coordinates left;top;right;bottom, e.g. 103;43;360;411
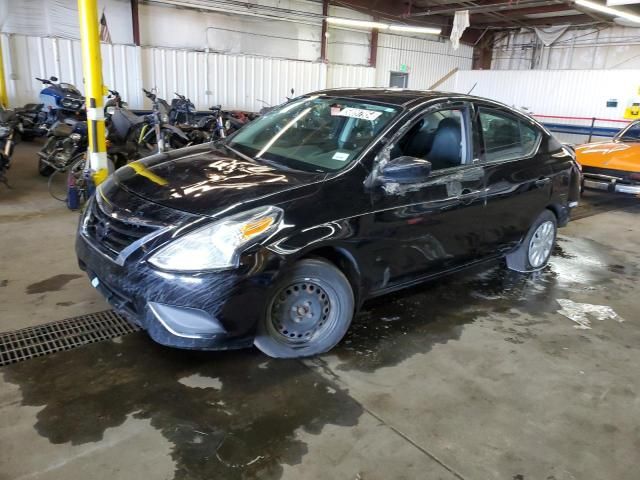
379;156;432;185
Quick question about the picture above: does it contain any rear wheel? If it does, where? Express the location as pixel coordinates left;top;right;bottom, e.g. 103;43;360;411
254;259;354;358
506;209;557;272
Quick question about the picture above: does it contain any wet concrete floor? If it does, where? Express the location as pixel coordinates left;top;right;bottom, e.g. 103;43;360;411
1;144;639;479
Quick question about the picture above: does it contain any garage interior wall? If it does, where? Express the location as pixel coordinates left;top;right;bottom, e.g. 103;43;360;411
0;0;471;111
491;25;640;70
440;68;638;143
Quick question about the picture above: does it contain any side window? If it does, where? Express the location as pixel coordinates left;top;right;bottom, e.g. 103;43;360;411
392;109;466;171
618;122;640;141
478;109;541;162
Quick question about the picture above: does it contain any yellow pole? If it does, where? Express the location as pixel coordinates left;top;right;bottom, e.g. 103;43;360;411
0;37;9;108
77;0;109;185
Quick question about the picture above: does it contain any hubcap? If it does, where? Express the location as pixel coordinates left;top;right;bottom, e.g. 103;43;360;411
269;281;332;344
528;220;555;268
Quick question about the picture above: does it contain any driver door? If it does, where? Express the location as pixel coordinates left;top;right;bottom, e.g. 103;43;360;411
365;102;488;292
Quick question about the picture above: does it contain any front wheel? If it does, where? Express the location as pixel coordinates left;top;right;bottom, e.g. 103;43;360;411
254;259;354;358
506;209;557;273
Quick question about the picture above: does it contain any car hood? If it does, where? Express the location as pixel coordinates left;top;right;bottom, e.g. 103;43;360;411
576;141;640;172
112;143;324;216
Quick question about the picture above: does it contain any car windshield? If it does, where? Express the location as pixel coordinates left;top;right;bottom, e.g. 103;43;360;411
617;121;640;142
228;96;400;172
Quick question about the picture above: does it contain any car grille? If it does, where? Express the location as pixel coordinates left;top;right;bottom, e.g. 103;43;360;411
83;198;159;258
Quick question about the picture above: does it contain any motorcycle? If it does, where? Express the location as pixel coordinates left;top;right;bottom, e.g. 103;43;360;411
39;89;134;177
0;108;20;187
14;103;45;140
106;88;188;163
37;118;88;177
35;76;85;130
170;92;197;125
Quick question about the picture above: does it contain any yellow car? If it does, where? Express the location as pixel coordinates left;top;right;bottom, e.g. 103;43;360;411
576;120;640;195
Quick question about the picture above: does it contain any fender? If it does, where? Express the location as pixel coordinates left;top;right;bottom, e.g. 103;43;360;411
267;218;367;304
162;124;189;141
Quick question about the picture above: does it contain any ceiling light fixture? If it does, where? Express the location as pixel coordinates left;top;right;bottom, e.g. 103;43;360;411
389;25;442;35
326;17;389;29
574;0;640;24
326;17;441;35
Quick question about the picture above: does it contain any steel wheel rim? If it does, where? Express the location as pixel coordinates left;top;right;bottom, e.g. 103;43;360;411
528;220;555;268
267;279;338;346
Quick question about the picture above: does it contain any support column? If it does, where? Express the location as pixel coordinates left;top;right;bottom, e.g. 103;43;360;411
472;31;494;70
131;0;141;46
77;0;109;184
320;0;328;63
369;27;378;68
0;38;9;108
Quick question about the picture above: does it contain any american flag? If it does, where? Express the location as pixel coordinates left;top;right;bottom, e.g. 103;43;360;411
100;10;112;44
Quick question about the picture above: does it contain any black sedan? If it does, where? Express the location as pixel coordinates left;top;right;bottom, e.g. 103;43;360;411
76;89;582;358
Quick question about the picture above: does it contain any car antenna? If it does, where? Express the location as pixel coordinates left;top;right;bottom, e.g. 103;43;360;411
467;82;477;95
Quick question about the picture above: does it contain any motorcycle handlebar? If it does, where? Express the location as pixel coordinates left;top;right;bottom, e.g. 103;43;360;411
142;88;156;99
35;77;51;84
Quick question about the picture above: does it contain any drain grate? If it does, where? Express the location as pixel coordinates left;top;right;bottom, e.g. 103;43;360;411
0;310;140;366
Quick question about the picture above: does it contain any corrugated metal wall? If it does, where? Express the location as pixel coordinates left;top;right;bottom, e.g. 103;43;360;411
1;34;139;108
327;63;375;89
141;48;327;111
1;33;328;112
376;33;473;90
2;32;473;111
491;26;640;70
450;69;639;122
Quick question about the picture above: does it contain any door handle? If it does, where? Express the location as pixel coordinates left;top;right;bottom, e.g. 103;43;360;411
535;177;551;188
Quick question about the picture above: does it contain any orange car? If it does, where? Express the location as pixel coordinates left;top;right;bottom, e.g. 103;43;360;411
576;120;640;194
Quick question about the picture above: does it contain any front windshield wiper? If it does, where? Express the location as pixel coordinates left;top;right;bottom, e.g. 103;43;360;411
252;155;309;173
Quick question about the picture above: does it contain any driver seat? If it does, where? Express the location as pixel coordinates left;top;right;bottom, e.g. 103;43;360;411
428;118;462;169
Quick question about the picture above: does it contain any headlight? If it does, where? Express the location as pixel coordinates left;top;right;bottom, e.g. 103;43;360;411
0;126;10;138
70;133;82;142
148;206;283;271
61;98;72;107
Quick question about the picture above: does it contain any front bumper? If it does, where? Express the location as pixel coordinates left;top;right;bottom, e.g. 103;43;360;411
582;168;640;195
583;177;640;194
76;232;281;350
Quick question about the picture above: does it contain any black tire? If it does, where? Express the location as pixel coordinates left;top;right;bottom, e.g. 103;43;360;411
38;158;55;177
254;258;355;358
506;209;557;273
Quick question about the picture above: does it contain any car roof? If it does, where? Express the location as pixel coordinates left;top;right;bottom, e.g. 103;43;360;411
311;88;485;108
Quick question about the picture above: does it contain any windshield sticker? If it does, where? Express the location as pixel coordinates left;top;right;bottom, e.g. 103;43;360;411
332;152;350;161
333;107;383;121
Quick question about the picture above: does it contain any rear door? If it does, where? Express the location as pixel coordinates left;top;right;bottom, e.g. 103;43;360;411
473;103;552;254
